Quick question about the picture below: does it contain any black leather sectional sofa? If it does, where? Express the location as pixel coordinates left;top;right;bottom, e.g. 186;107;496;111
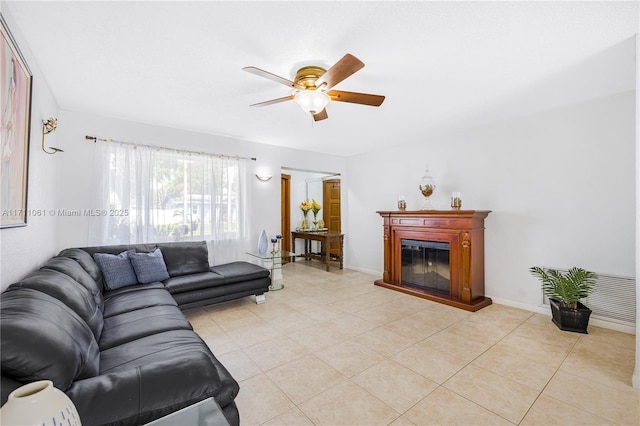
1;241;271;425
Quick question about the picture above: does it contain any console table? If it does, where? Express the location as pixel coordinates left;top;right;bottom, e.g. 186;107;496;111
291;230;344;271
376;210;491;311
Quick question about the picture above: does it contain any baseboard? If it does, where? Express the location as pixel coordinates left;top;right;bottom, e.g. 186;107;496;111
489;296;636;335
488;296;550;315
345;265;382;276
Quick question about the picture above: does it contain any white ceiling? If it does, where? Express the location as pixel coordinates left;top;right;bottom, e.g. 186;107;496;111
4;1;639;156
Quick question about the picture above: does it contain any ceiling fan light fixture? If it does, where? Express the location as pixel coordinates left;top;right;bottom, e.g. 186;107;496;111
294;90;330;115
244;53;383;121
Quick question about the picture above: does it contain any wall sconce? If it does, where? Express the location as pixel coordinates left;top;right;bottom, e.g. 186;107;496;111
255;173;273;182
42;118;63;154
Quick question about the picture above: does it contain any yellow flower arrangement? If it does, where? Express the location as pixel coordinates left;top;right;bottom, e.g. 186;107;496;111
310;199;322;217
299;200;311;216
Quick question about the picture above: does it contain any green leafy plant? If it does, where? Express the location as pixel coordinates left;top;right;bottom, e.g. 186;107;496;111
529;266;597;310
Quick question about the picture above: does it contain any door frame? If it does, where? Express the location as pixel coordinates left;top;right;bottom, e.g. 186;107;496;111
281;173;291;253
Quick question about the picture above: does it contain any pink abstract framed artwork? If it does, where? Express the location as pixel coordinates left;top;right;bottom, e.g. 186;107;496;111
1;14;32;228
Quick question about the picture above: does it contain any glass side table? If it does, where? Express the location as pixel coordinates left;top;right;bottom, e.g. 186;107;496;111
144;397;229;426
246;250;301;291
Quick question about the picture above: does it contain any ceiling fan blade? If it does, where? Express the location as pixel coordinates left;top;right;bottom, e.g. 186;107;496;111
328;90;385;107
313;108;328;121
249;95;294;107
315;54;364;90
243;66;303;89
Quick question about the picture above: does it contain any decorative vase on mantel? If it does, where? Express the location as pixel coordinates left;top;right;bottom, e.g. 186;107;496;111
419;168;436;210
0;380;82;426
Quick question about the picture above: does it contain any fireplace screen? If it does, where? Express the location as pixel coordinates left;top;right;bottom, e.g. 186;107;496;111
401;239;450;295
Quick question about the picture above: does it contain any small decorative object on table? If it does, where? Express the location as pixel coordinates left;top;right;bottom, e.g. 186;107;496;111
418;168;436;210
270;238;278;254
276;234;282;253
451;192;462;210
257;229;268;255
299;200;311;230
0;380;81;426
398;195;406;211
311;199;322;230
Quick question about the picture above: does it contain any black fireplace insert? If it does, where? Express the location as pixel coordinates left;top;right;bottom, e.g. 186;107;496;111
401;239;450;295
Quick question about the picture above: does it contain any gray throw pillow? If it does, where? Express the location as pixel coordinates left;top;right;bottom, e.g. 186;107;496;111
93;251;138;291
129;248;170;284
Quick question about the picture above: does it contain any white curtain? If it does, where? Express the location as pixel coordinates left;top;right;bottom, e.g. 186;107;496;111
88;142;251;264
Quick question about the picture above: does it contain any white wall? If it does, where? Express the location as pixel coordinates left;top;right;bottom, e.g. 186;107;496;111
0;3;60;290
53;110;346;261
345;91;636;313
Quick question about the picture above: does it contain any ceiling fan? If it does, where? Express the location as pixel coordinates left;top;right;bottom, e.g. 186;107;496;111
243;53;385;122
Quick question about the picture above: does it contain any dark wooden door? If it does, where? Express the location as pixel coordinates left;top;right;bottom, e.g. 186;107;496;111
322;179;341;257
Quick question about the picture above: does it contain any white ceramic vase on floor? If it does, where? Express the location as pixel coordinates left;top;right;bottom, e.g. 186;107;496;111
0;380;81;426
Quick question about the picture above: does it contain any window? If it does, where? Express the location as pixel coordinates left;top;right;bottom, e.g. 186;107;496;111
90;142;250;260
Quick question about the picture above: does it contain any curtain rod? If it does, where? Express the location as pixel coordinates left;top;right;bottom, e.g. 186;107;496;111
85;135;257;161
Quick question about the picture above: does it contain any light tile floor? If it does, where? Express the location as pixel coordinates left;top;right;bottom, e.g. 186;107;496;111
184;262;639;426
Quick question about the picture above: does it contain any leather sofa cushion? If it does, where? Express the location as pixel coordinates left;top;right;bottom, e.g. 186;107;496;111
1;288;100;391
171;277;270;309
170;285;228;307
100;330;218;374
211;261;270;284
157;241;210;277
10;269;104;340
66;351;223;426
42;256;105;312
99;305;193;350
163;271;225;294
98;329;240;413
58;248;105;289
102;283;177;318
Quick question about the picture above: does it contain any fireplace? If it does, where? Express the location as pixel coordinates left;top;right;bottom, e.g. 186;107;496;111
376;210;491;311
401;240;450;295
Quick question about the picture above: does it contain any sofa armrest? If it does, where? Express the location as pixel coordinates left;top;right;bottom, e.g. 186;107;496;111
66;352;222;425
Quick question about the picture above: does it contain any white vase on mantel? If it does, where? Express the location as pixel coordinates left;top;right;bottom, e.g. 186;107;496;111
0;380;82;425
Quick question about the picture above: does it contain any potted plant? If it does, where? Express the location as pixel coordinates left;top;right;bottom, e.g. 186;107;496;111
529;266;597;334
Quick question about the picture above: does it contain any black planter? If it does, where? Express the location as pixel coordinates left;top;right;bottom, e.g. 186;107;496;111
549;298;592;334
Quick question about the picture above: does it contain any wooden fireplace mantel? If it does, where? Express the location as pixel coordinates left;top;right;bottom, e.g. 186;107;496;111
375;210;492;311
